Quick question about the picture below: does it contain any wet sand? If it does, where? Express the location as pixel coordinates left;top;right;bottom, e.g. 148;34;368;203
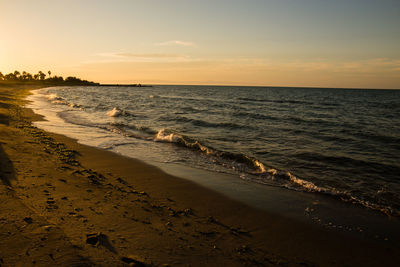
0;84;399;266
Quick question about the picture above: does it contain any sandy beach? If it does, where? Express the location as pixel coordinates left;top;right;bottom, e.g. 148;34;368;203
0;85;399;266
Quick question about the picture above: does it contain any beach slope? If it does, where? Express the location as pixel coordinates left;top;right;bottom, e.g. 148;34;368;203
0;85;398;266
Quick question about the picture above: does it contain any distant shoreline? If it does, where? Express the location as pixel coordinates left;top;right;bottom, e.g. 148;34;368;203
98;84;152;87
144;83;400;91
1;80;398;91
0;81;153;88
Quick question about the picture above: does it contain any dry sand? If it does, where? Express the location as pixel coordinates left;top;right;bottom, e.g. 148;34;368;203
0;84;399;266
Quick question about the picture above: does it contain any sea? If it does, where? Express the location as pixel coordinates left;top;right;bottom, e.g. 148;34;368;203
27;85;400;232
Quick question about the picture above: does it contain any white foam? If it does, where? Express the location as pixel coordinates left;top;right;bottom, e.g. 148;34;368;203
154;129;182;143
107;107;122;117
287;172;322;191
51;100;67;105
266;168;277;175
193;141;213;154
253;159;268;173
68;103;79;108
45;93;81;108
46;93;63;101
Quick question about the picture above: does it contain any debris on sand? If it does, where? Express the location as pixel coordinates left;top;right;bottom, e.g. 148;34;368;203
85;232;116;253
121;255;151;266
23;217;33;224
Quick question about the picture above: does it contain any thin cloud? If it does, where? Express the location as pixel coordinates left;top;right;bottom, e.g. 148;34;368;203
84;52;192;64
86;55;400;79
155;40;197;47
252;58;400;74
116;53;186;59
97;52;186;59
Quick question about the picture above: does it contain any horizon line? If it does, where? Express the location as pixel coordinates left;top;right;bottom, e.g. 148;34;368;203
99;82;400;91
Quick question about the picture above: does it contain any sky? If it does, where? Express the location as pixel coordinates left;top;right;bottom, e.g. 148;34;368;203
1;0;400;88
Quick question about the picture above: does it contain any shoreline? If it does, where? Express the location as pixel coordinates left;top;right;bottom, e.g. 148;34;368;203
0;85;399;266
28;86;400;234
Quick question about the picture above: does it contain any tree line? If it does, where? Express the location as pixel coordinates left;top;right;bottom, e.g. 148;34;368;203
0;70;99;86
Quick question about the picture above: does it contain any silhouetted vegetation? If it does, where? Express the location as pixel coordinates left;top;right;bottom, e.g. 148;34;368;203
0;70;99;86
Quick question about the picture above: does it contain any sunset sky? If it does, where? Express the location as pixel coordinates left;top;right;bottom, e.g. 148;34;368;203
1;0;399;88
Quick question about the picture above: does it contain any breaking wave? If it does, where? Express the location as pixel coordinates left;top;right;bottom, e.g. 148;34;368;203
154;129;269;174
107;107;123;117
45;93;82;109
34;85;400;218
153;128;399;216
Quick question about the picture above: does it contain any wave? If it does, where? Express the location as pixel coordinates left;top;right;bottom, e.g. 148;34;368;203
244;170;400;217
40;87;400;217
111;122;156;135
191;119;245;129
288;175;399;217
237;97;312;105
46;93;64;101
233;111;280;121
357;131;400;146
154;129;272;174
232;111;340;129
45;93;83;109
55;115;400;217
107;107;123;117
46;93;68;105
158;115;247;129
153;94;225;104
149;95;160;99
294;152;400;179
148;129;400;217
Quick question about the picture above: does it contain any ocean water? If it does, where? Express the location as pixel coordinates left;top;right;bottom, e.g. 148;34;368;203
27;85;400;217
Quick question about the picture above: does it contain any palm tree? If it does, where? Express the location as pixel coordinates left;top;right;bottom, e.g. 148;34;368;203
38;71;46;81
0;72;4;81
48;70;51;78
5;73;15;80
22;71;28;80
13;71;21;80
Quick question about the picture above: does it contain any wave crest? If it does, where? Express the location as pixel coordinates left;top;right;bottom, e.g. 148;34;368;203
46;93;63;101
154;129;269;174
107;107;123;117
46;93;82;109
